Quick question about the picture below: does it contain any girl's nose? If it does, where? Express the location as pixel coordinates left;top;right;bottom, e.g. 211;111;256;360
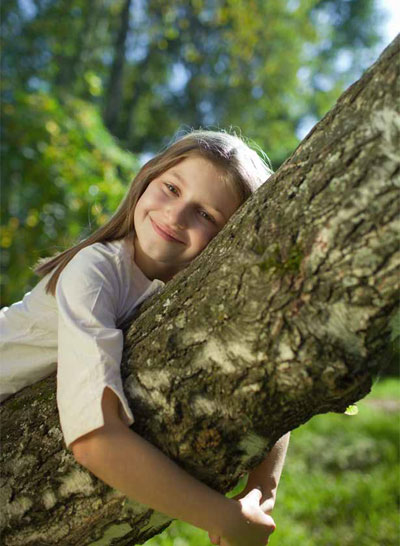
166;201;187;228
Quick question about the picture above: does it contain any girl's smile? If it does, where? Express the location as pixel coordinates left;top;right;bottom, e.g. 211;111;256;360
133;155;241;282
150;218;185;243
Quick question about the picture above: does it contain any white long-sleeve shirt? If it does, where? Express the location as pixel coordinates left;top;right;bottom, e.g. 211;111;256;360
0;235;165;448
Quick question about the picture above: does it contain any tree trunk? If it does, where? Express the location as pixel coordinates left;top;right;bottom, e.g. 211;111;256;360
103;0;132;135
1;36;398;546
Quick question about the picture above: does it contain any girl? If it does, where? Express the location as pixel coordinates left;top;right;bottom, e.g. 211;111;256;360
0;130;290;546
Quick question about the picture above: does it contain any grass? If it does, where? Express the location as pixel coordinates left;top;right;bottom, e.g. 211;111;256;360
145;377;400;546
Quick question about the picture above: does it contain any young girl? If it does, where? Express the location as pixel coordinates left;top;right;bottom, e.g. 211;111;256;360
0;130;289;546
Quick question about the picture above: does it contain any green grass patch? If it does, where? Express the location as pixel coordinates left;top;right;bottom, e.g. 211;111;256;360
145;377;400;546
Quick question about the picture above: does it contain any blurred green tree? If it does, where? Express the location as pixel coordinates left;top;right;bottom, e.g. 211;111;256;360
0;92;137;305
1;0;385;162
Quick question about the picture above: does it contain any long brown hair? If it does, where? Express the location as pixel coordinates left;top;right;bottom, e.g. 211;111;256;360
33;129;273;296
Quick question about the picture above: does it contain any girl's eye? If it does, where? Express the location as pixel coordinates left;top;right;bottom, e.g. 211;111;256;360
165;183;178;194
199;210;215;223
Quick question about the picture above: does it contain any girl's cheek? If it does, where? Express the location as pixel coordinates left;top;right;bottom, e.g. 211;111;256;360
201;229;216;247
154;189;169;205
143;189;166;209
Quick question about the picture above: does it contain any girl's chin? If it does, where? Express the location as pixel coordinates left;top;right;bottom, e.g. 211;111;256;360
145;250;185;264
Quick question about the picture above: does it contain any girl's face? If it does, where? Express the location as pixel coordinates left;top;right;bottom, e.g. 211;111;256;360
133;155;241;282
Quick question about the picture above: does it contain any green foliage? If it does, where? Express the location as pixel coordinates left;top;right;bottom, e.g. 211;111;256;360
344;404;358;415
0;91;138;305
1;0;385;167
144;378;399;546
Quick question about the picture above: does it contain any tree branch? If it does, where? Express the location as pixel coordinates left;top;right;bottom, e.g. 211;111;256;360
1;35;398;546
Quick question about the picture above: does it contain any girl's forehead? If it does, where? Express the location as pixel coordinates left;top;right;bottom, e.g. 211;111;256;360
166;155;230;186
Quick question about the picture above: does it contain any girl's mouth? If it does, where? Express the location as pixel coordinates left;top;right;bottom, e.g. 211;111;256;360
150;218;184;243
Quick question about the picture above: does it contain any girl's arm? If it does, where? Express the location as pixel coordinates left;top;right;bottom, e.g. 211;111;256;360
71;388;274;544
208;434;289;545
236;432;290;513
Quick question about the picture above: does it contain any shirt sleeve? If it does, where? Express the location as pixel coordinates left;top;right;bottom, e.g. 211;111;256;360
55;247;134;448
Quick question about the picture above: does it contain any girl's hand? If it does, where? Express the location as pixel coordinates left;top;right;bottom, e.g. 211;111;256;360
208;487;276;546
232;488;274;516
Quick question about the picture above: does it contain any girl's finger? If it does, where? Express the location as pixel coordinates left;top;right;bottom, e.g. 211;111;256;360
242;485;263;502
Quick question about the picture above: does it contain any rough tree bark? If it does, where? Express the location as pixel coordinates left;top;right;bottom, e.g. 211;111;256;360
1;36;399;546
